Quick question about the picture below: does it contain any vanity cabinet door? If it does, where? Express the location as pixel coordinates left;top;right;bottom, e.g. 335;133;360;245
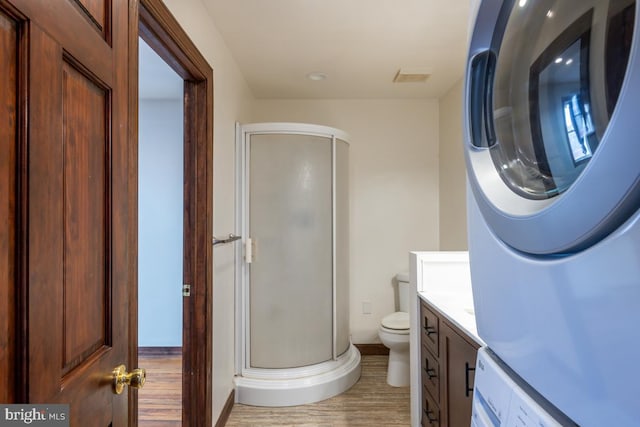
421;342;440;403
442;323;479;427
422;386;441;427
421;303;440;357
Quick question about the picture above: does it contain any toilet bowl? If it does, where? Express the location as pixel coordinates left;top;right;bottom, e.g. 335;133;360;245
379;312;410;387
378;273;411;387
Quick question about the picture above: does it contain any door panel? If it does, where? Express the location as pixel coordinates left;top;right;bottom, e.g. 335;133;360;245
72;0;108;35
28;23;121;421
0;8;17;404
443;324;478;427
11;0;113;83
9;0;130;424
62;61;109;375
248;133;333;369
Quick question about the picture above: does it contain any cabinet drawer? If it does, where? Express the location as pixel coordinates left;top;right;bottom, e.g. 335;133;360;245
421;384;441;427
421;342;440;402
420;302;439;357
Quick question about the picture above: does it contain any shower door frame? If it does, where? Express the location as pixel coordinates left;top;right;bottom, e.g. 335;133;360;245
234;122;349;376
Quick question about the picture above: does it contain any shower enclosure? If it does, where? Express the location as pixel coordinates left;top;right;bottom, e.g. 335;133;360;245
234;123;360;406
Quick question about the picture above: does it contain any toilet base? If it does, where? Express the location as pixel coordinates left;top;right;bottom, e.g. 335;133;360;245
386;349;410;387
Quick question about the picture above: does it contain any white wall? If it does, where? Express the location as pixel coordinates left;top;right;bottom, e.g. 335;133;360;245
435;0;479;251
438;79;468;250
252;99;440;343
138;99;184;347
162;0;254;421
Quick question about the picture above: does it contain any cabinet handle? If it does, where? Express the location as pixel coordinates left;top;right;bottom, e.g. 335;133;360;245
425;367;437;379
423;408;438;424
423;316;437;336
424;359;437;379
465;362;475;397
424;358;437;379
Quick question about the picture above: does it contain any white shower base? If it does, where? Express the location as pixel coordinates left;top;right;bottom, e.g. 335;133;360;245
234;344;361;407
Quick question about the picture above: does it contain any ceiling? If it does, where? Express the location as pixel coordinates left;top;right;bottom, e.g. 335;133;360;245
201;0;472;99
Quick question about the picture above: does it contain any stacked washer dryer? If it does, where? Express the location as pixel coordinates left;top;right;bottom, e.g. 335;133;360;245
465;0;639;426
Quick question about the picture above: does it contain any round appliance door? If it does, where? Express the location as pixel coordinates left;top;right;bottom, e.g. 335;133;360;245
465;0;639;255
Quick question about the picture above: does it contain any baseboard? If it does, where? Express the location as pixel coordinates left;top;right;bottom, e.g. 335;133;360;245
215;389;235;427
138;346;182;357
354;343;389;356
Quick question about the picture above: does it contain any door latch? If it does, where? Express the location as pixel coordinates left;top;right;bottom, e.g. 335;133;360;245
246;237;254;263
183;283;191;297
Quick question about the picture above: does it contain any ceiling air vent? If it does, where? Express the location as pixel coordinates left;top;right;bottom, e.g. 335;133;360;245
393;68;431;83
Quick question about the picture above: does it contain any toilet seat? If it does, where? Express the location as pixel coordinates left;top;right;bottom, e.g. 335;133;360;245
380;312;409;334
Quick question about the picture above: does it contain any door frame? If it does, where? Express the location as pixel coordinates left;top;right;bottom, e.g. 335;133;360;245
128;1;213;426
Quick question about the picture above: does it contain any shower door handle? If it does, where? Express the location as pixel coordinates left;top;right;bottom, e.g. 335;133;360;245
213;233;241;246
245;237;255;263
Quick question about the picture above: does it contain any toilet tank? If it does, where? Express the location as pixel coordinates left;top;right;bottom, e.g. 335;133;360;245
396;273;410;312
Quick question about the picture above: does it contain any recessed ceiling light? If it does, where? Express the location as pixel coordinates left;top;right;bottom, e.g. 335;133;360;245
555;57;563;64
307;72;327;81
519;0;527;7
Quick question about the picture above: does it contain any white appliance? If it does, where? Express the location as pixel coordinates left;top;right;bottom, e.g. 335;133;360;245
472;347;576;427
465;0;640;426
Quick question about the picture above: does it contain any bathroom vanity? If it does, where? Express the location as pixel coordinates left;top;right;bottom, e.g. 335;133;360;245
409;252;484;427
419;296;480;426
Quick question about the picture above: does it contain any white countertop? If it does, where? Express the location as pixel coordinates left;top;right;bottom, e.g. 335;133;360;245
418;289;484;346
412;251;484;346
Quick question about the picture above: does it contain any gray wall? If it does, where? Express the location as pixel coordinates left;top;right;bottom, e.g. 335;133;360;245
138;99;184;347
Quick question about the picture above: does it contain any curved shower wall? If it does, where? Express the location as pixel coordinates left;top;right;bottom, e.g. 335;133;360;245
235;123;360;406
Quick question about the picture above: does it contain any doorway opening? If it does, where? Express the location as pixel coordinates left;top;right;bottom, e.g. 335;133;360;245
137;36;184;425
131;1;214;425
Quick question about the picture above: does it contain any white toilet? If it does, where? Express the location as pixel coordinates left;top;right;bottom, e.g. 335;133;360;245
378;273;410;387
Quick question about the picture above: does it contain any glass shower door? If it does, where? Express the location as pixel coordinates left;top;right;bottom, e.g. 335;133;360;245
248;133;333;369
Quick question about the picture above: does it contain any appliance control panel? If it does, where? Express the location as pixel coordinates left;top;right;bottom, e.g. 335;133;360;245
471;347;577;427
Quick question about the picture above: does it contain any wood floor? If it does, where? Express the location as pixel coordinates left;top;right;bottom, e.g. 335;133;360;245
138;354;410;426
138;352;182;426
227;355;409;426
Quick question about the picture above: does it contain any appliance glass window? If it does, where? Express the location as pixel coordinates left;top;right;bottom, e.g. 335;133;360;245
488;0;635;199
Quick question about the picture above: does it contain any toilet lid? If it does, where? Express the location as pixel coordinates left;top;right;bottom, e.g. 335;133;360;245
381;312;409;330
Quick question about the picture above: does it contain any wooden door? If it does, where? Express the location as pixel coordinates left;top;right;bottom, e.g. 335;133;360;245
3;0;132;425
0;5;18;406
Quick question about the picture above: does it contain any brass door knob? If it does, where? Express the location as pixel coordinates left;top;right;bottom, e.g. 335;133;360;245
112;365;146;395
